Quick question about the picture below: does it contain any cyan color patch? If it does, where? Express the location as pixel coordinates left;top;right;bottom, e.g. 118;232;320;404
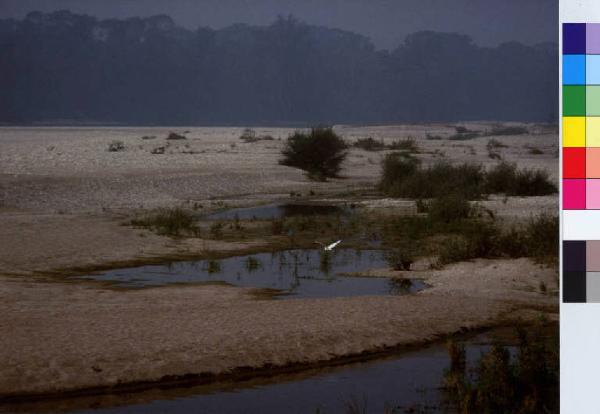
564;55;586;84
587;55;600;85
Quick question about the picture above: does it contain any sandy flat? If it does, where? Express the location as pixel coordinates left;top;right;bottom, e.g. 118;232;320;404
0;258;556;397
0;123;558;398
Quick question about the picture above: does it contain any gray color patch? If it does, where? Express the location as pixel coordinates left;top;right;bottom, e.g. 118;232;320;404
587;272;600;302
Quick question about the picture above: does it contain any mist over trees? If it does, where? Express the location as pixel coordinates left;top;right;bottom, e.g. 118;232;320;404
0;11;558;125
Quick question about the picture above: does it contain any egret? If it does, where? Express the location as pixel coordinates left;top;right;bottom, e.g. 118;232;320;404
315;240;342;251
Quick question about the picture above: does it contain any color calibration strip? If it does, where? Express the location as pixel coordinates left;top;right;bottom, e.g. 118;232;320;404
563;240;600;302
563;23;600;209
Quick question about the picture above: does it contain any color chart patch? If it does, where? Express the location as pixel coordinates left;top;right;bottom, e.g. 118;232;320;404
563;240;600;303
563;23;600;210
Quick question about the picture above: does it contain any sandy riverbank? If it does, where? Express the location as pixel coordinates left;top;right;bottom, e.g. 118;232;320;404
0;123;558;399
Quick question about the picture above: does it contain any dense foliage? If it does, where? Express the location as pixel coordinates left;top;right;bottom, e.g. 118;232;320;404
0;11;557;125
379;155;557;199
280;127;347;179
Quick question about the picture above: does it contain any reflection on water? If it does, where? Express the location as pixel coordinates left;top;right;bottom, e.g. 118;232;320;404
4;334;512;414
77;249;426;299
204;203;352;221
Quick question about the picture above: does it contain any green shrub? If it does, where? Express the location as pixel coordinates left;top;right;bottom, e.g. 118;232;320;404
485;162;556;196
488;125;528;136
378;152;420;195
526;146;544;155
443;322;558;413
206;260;221;274
434;213;558;266
210;221;224;239
352;137;385;151
107;140;125;152
167;132;186;140
280;127;348;179
427;194;472;224
426;133;444;140
240;128;274;143
245;256;262;272
130;208;198;237
388;138;419;152
379;156;485;199
486;138;507;150
447;132;480;140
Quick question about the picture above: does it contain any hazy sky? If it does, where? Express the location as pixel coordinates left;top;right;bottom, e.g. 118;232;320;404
0;0;557;49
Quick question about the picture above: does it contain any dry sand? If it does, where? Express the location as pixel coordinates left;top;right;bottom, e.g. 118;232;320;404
0;123;558;399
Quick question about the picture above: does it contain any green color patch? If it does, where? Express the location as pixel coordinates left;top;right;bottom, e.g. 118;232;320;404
563;85;586;116
587;86;600;116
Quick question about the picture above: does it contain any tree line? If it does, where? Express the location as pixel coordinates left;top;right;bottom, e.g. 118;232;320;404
0;11;558;125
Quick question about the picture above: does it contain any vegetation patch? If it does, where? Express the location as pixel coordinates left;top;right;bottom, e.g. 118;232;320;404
240;128;275;143
433;213;558;267
388;138;419;152
130;208;200;237
379;154;486;199
280;127;348;180
487;125;529;136
107;140;125;152
485;161;557;196
352;137;386;151
443;320;558;413
379;156;556;199
167;132;186;140
486;138;508;150
447;132;481;141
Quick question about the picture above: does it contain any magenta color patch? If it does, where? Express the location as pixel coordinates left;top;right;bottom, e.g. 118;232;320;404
587;179;600;209
564;179;586;210
587;24;600;54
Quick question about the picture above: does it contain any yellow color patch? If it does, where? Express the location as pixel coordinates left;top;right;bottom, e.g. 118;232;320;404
587;117;600;147
563;117;586;147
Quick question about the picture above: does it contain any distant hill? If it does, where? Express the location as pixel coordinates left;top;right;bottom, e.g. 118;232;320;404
0;11;558;125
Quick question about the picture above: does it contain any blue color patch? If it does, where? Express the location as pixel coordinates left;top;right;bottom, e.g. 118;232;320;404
564;55;586;84
564;23;586;54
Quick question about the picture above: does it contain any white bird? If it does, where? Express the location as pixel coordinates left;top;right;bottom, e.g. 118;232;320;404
315;240;342;251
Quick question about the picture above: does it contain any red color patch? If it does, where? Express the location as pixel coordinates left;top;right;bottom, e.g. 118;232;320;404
564;147;586;178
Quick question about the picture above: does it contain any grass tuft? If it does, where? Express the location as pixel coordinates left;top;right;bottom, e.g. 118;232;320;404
130;208;199;237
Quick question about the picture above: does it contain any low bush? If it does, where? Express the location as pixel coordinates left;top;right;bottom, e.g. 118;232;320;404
130;208;199;237
434;213;558;266
379;155;485;199
239;128;275;143
447;132;480;140
486;138;507;150
167;132;186;140
388;138;419;152
426;134;443;140
527;146;544;155
443;321;558;413
380;158;556;199
245;256;262;271
210;221;224;239
427;194;473;224
352;137;386;151
488;125;528;136
485;161;556;196
280;127;348;179
107;140;125;152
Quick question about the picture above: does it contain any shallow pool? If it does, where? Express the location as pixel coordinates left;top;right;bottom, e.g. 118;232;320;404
78;249;425;299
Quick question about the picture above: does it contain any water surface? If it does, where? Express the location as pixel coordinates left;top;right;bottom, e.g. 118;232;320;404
78;249;425;299
4;334;511;414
